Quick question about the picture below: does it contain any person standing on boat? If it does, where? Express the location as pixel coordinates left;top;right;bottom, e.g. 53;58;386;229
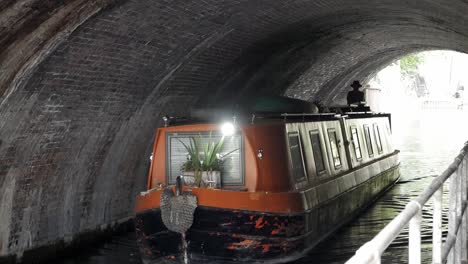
347;80;365;106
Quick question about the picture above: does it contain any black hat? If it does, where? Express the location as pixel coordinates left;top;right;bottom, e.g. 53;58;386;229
350;80;362;88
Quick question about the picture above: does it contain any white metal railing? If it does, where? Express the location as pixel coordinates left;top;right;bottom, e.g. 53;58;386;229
346;142;468;264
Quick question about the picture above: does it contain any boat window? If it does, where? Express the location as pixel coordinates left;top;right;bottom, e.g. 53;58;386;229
327;129;342;169
350;127;362;161
364;125;374;157
287;132;307;182
373;124;383;153
166;132;244;185
309;130;326;174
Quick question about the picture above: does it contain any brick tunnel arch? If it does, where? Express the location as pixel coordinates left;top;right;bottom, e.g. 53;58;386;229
1;0;468;259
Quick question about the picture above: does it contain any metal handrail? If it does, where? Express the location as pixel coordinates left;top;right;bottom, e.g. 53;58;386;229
346;142;468;264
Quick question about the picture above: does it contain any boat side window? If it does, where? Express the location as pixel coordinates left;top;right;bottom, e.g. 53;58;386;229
373;124;383;153
364;125;374;157
287;132;307;182
350;126;362;161
166;132;244;186
327;129;342;169
309;130;326;175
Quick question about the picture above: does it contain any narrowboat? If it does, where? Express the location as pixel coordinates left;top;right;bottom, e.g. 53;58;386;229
134;109;400;263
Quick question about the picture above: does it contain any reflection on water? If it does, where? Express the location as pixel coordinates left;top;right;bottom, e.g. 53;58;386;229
57;112;468;264
57;234;142;264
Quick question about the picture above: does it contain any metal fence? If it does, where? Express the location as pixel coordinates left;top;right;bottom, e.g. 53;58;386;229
346;142;468;264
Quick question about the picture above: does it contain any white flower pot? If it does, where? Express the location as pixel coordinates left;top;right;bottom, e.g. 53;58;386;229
182;171;221;188
181;173;197;186
201;171;221;189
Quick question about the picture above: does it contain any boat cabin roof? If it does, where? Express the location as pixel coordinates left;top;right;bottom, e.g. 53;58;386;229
162;111;391;127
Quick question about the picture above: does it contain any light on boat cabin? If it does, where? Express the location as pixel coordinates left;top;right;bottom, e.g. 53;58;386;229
221;122;235;136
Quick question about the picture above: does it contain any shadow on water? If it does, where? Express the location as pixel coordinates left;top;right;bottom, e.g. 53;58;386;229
57;112;468;264
54;234;142;264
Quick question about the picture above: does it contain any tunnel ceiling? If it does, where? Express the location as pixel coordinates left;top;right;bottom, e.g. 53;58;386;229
1;0;468;257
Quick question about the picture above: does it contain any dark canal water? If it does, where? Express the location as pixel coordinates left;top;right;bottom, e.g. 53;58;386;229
57;112;468;264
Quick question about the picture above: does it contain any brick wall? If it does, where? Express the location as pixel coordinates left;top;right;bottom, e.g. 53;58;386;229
1;0;468;259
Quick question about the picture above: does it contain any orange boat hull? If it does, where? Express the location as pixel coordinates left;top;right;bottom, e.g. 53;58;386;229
135;165;399;263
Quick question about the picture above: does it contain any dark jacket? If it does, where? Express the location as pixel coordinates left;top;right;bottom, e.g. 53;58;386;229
347;90;365;105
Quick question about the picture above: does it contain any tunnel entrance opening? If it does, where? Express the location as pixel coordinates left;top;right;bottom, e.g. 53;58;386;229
364;50;468;148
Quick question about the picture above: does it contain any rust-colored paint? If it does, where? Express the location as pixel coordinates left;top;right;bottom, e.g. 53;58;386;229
135;187;304;214
226;239;259;250
270;220;288;235
255;216;266;229
261;244;272;253
226;239;275;254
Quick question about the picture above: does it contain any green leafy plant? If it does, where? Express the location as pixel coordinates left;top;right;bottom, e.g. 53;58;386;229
178;133;237;186
400;53;424;74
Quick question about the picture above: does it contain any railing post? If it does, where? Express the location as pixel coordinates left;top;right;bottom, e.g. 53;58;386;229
433;186;443;264
456;165;462;264
449;167;461;264
461;158;467;262
409;205;422;264
455;158;467;264
346;242;381;264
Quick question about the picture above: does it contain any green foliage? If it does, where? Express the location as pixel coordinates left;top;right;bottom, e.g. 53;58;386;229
178;133;237;186
400;54;424;73
180;136;224;171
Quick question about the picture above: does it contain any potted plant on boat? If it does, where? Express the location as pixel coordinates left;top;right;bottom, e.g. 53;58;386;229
179;134;236;188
